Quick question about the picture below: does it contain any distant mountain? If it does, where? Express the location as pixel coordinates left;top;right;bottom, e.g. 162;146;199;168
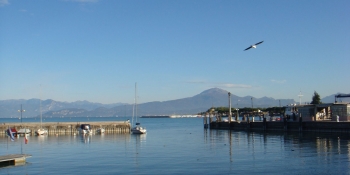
0;99;126;118
28;88;295;118
322;93;350;103
2;88;314;118
3;89;347;118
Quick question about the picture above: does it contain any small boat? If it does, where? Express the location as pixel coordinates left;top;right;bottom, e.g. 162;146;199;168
35;128;48;135
96;128;105;134
35;91;48;136
5;128;17;137
131;123;147;134
131;83;147;134
78;124;91;135
17;128;31;134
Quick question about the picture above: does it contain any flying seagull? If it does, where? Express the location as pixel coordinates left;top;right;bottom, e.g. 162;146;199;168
244;41;264;51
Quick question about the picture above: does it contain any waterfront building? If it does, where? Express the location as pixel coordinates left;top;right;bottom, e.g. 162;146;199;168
285;103;350;122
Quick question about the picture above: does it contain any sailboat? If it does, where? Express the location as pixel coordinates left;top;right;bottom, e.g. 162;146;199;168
131;83;147;134
35;85;48;135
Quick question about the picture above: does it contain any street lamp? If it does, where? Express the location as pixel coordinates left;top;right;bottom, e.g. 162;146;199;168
18;104;25;123
236;108;239;121
228;92;231;123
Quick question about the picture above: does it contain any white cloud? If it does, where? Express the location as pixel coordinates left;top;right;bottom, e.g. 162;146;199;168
0;0;9;6
270;79;286;84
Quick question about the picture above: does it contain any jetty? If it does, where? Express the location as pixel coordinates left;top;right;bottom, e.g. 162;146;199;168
0;154;31;167
1;121;131;135
208;118;350;133
204;95;350;133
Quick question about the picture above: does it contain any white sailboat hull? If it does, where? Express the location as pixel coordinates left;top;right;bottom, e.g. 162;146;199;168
96;128;105;134
35;128;48;135
131;126;147;134
17;129;31;134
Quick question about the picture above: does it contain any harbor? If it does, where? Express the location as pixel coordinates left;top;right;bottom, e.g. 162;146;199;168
1;121;131;135
204;99;350;133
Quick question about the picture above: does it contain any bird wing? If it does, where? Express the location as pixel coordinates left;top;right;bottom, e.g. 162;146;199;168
244;46;252;51
255;41;264;45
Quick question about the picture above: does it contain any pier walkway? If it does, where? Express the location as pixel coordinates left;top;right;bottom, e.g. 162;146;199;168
208;118;350;133
0;154;31;167
1;121;131;135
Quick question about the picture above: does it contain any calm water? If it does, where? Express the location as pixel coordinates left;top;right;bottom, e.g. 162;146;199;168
1;117;350;174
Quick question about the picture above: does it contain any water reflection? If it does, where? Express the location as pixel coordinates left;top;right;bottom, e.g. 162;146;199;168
133;134;147;145
204;129;350;171
81;134;91;144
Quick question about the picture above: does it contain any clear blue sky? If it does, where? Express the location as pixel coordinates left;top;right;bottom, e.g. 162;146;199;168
1;0;349;104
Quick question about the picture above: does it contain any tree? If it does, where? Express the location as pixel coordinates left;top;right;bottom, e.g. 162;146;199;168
311;91;322;104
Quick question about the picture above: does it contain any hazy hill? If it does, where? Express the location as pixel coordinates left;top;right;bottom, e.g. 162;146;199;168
39;88;295;117
0;99;125;118
3;88;346;118
321;93;350;103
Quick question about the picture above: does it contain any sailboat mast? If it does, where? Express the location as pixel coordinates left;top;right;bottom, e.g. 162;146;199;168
40;84;42;128
135;83;138;123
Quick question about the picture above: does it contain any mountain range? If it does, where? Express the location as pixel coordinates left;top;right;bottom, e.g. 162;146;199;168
0;88;348;118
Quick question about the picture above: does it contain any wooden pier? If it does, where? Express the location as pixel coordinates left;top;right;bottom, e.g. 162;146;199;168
0;154;31;167
0;121;131;135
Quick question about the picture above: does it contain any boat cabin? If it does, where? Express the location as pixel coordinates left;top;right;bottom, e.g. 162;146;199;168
80;124;91;130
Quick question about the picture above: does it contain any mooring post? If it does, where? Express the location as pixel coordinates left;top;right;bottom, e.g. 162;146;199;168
228;92;232;124
204;113;209;128
283;116;287;131
263;115;266;131
247;116;250;129
299;113;302;132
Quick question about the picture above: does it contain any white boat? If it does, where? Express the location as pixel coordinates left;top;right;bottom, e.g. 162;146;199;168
17;128;31;134
78;124;91;135
131;83;146;134
36;128;48;135
96;128;105;134
35;88;48;136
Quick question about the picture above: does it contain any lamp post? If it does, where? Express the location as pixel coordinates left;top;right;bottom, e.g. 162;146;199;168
18;104;25;123
228;92;232;123
236;108;239;121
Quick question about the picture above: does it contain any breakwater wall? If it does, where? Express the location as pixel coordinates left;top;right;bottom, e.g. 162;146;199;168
210;119;350;133
1;121;131;135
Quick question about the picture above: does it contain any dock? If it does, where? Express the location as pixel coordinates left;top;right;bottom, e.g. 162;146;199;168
0;121;131;135
0;154;31;167
208;118;350;133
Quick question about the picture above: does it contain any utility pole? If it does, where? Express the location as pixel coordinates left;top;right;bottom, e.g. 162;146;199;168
18;104;25;123
228;92;232;123
298;91;303;105
279;100;281;107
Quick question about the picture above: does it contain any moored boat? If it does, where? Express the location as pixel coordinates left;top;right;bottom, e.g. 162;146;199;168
17;128;31;134
35;128;48;135
35;85;48;136
5;128;17;137
131;124;147;134
96;128;105;134
78;124;91;135
131;83;147;134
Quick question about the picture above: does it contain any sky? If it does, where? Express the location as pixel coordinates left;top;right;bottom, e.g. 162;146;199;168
0;0;349;105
